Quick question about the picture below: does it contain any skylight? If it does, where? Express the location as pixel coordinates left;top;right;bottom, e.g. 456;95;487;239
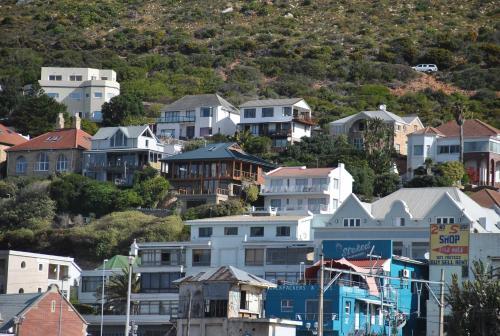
45;136;62;142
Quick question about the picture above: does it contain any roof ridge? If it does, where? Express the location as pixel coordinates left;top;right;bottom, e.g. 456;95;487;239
473;119;500;134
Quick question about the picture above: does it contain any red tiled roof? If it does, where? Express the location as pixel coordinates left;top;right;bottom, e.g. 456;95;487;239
469;189;500;209
0;124;28;146
436;119;500;138
410;126;444;136
267;166;335;177
6;128;91;152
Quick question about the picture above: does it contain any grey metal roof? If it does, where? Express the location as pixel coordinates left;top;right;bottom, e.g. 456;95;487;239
371;187;499;222
161;94;239;114
330;110;408;125
161;142;275;168
92;125;151;140
0;293;42;331
401;115;419;123
186;214;310;224
239;98;304;108
174;266;276;288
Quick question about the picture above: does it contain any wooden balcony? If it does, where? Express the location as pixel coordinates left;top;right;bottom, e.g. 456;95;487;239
176;188;230;196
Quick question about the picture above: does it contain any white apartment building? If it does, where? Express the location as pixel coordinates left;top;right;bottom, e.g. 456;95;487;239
407;120;500;186
156;94;240;140
260;164;353;214
238;98;314;149
0;250;81;299
83;125;166;185
39;67;120;121
313;187;500;260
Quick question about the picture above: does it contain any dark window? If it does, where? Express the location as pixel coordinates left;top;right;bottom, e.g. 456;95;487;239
199;227;212;238
82;276;101;292
250;227;264;237
240;291;247;309
245;249;264;266
138;300;178;316
262;107;274;117
276;226;290;237
244;109;256;118
224;227;238;235
266;247;314;265
200;107;213;117
282;107;292;116
140;272;183;293
192;249;211;266
204;299;227;317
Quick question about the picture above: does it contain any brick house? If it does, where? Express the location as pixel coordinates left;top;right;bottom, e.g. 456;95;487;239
0;284;87;336
5;114;91;178
0;124;28;177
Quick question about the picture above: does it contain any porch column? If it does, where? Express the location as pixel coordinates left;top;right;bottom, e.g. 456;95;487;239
486;158;491;185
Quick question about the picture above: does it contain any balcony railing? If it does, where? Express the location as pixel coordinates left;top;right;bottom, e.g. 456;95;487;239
233;169;257;181
262;185;329;193
176;188;230;196
156;116;196;123
251;204;329;214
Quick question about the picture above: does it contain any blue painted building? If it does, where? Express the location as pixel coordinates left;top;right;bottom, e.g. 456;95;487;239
265;240;427;336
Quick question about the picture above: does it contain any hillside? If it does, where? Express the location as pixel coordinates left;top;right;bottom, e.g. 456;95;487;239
0;0;498;127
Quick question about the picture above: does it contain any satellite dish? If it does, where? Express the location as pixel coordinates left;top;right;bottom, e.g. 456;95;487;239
424;252;430;260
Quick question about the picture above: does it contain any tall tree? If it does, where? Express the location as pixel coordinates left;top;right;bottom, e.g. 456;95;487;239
98;266;140;314
446;261;500;336
453;102;466;163
101;94;145;126
7;84;68;136
362;118;394;155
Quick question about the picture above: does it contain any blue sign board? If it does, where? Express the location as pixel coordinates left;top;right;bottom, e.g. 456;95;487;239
322;240;393;260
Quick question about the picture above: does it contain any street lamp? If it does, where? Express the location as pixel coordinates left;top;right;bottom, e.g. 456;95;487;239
100;258;108;336
125;240;139;336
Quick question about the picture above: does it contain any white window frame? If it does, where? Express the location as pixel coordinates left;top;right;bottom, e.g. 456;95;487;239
343;218;361;227
56;154;68;172
34;152;49;171
16;156;27;174
281;299;294;312
436;217;455;224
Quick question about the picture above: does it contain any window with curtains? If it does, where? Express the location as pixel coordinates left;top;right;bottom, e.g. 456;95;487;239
34;152;49;171
56;154;68;172
16;156;27;174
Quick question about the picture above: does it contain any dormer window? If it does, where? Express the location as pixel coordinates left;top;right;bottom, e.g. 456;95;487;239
110;130;127;147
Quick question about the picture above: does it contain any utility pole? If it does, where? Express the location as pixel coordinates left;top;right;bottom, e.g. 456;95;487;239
438;269;445;336
318;254;324;336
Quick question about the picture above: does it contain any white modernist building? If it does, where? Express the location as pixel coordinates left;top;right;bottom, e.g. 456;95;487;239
83;125;166;185
156;94;240;140
260;164;353;214
39;67;120;121
238;98;314;149
0;250;81;300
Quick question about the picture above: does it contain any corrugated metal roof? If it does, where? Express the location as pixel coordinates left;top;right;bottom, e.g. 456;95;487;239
161;94;239;114
92;125;151;140
174;266;276;288
330;110;409;125
240;98;304;108
0;293;42;331
186;214;310;224
266;167;335;177
161;142;275;168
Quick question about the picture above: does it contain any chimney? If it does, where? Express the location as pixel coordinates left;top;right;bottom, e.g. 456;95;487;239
72;115;81;130
379;104;387;111
56;113;65;129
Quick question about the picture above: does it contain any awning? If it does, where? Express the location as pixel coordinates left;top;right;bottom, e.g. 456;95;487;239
355;297;393;307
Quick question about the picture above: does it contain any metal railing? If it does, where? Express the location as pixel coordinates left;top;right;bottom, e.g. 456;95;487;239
262;185;329;193
156;116;196;123
233;169;257;180
176;188;230;196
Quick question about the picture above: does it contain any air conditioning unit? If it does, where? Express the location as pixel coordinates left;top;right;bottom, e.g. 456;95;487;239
402;269;410;278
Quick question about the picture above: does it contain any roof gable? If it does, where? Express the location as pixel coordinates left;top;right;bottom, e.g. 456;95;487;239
0;124;28;146
161;94;239;114
162;142;275;168
436;119;500;137
239;97;305;108
174;266;276;288
6;128;91;152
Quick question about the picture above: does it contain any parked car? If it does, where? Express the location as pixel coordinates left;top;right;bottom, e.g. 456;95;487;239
412;64;438;73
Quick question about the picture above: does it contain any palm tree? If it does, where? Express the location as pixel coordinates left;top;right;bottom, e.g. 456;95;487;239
453;102;466;163
362;118;394;155
96;266;140;314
